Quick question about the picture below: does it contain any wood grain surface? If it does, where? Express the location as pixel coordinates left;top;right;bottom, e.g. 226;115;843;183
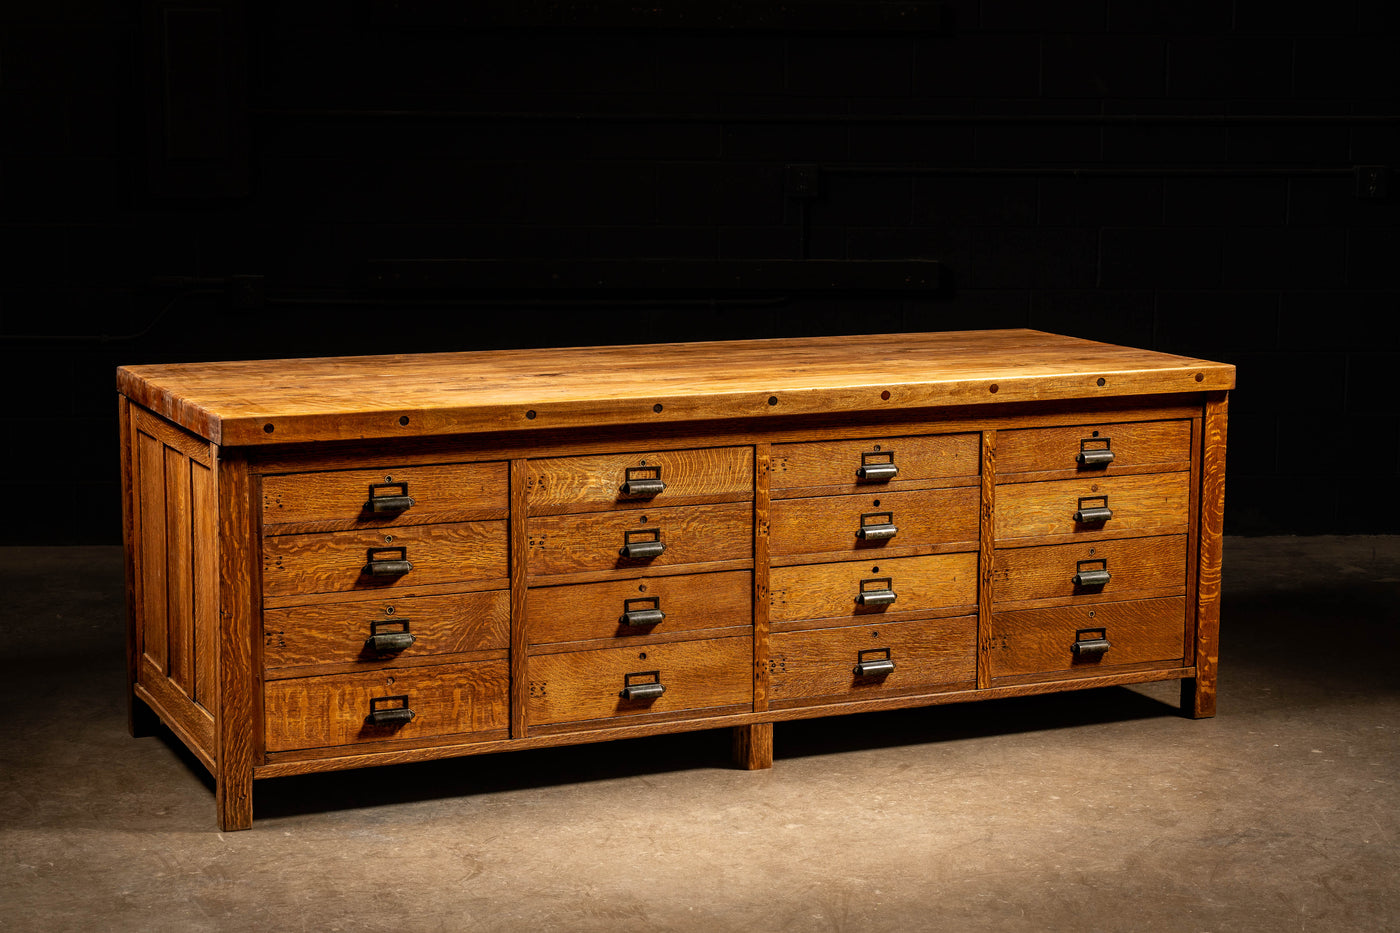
769;486;979;558
992;534;1189;608
526;636;752;726
262;590;509;670
770;432;980;491
996;419;1192;480
1186;392;1229;718
526;501;752;576
117;329;1236;446
994;471;1191;544
262;521;508;597
525;446;753;514
768;615;977;706
264;660;509;752
527;570;751;645
769;553;977;625
262;460;506;532
988;596;1187;679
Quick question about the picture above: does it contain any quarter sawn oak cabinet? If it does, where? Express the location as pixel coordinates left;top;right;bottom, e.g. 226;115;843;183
117;330;1233;830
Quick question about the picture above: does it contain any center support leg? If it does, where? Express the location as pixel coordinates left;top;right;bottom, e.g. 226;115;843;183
732;723;774;770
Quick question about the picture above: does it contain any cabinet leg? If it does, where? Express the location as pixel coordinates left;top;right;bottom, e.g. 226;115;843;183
216;767;254;832
732;723;773;770
1181;676;1216;719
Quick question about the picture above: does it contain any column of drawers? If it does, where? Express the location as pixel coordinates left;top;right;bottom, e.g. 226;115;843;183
765;434;983;708
988;420;1195;683
522;448;756;732
259;462;512;754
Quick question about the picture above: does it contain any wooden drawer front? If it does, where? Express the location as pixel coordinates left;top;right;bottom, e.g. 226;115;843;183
527;502;752;577
772;433;979;492
997;420;1191;479
526;447;753;514
992;534;1188;608
770;553;977;627
769;615;977;706
264;660;509;752
262;521;508;598
994;472;1189;545
770;486;979;559
528;571;751;646
527;636;752;727
262;462;506;532
263;591;509;671
989;597;1187;680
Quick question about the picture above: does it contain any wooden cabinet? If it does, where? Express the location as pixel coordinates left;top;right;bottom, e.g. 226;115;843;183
117;329;1232;830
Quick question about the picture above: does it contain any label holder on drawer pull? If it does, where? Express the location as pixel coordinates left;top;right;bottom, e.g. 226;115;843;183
857;449;898;482
620;670;666;701
853;647;895;678
1072;558;1111;588
366;694;415;727
1071;627;1113;658
364;618;415;653
856;576;897;607
619;527;666;560
1076;437;1114;467
1073;495;1113;524
365;481;415;513
856;511;898;541
619;596;665;627
620;465;667;498
364;546;414;576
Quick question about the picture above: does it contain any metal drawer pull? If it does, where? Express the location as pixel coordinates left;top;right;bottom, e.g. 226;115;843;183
856;576;897;606
364;619;415;653
364;546;413;576
853;648;894;678
1072;559;1111;588
857;511;898;540
620;670;665;701
1071;628;1112;657
620;597;665;627
619;528;665;560
367;695;415;726
857;450;898;482
1073;495;1112;524
366;481;415;513
620;465;666;498
1076;437;1114;467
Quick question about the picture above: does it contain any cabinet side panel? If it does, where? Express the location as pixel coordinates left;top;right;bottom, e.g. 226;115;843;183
1186;392;1228;718
165;445;194;694
137;432;169;673
192;461;218;710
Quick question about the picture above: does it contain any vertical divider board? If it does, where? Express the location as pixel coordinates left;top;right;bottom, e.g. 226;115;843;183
976;430;996;690
1186;392;1229;718
509;459;530;738
1184;411;1205;664
215;447;258;832
753;444;771;713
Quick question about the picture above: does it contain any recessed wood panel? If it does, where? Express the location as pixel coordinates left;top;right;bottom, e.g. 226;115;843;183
264;661;509;752
769;486;979;558
769;616;977;706
771;432;979;491
994;471;1190;545
527;571;751;646
262;521;508;597
989;597;1187;680
262;461;506;532
770;553;977;626
992;535;1189;608
525;446;753;514
526;502;752;577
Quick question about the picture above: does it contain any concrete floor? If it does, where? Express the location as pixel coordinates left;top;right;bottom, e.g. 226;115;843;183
1;538;1397;932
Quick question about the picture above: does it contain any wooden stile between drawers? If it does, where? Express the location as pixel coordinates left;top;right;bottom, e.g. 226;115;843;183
118;330;1232;830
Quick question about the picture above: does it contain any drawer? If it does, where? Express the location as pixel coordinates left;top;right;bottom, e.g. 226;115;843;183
770;553;977;627
772;433;979;492
769;486;979;559
528;570;751;646
262;461;506;531
526;447;752;514
527;635;752;727
769;615;977;707
527;502;752;577
992;534;1188;608
263;590;509;671
997;420;1191;479
994;472;1189;545
989;597;1187;680
262;521;508;598
264;659;509;752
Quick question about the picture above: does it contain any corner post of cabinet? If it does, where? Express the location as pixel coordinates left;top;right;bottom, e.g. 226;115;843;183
215;446;257;830
976;430;997;690
119;395;156;736
1184;391;1228;718
734;443;773;771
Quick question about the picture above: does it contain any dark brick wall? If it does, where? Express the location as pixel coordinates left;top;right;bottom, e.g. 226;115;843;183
2;1;1397;542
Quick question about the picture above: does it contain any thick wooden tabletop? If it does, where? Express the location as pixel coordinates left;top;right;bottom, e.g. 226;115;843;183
117;329;1235;447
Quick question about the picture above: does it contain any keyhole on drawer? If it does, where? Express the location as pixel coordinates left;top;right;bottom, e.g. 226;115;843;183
1088;610;1096;618
638;652;647;660
873;444;881;451
639;515;648;524
871;631;879;638
385;535;394;544
872;499;881;507
385;676;396;686
871;566;879;573
1090;432;1099;438
1089;548;1096;555
640;460;647;466
385;475;393;482
638;584;647;592
1090;484;1098;493
385;606;395;615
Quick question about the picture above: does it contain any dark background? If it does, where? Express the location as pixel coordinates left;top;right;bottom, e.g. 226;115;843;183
2;0;1396;544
